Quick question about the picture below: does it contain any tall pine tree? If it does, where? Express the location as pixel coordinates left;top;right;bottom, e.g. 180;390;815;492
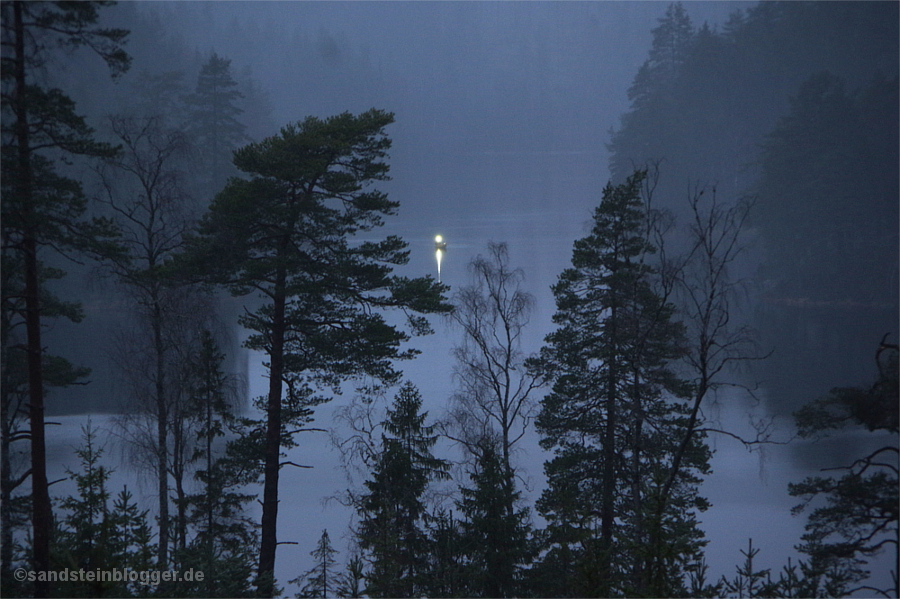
182;110;451;596
0;257;90;589
0;4;128;592
626;2;694;111
534;171;710;597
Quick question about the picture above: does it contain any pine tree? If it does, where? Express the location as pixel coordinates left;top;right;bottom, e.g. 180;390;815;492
533;170;710;597
0;5;128;591
182;109;451;596
788;339;899;597
0;257;89;588
290;529;341;598
357;382;450;598
646;3;694;74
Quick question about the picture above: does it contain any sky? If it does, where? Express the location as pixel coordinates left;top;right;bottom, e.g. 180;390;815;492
31;1;895;596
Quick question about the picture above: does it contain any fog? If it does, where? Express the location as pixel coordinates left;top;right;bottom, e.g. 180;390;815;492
8;1;898;597
55;0;756;411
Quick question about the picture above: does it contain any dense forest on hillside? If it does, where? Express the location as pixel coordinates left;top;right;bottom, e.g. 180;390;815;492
607;2;898;411
2;2;897;598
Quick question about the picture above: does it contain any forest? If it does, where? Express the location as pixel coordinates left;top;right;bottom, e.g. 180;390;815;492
1;1;897;598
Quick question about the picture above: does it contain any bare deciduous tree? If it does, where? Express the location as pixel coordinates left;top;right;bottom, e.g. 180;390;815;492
647;185;767;588
665;187;759;498
96;114;197;567
447;242;542;504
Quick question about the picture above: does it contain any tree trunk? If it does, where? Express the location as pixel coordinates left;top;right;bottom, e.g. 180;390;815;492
257;261;287;597
630;369;646;594
0;385;16;583
600;302;619;596
500;369;516;521
0;340;19;585
205;388;214;599
206;388;214;545
172;416;186;553
23;64;52;599
153;298;169;568
14;4;51;595
658;378;706;513
500;405;516;521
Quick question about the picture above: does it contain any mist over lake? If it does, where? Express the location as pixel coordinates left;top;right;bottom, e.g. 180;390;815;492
4;1;896;597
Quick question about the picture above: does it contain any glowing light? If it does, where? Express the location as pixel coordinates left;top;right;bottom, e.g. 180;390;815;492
434;235;447;282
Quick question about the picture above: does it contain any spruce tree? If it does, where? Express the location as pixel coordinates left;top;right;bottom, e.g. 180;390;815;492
177;330;256;598
457;442;532;598
54;425;156;598
422;509;466;598
56;425;115;597
290;529;341;598
534;171;710;597
357;382;450;598
336;555;366;599
626;2;694;110
186;52;247;192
